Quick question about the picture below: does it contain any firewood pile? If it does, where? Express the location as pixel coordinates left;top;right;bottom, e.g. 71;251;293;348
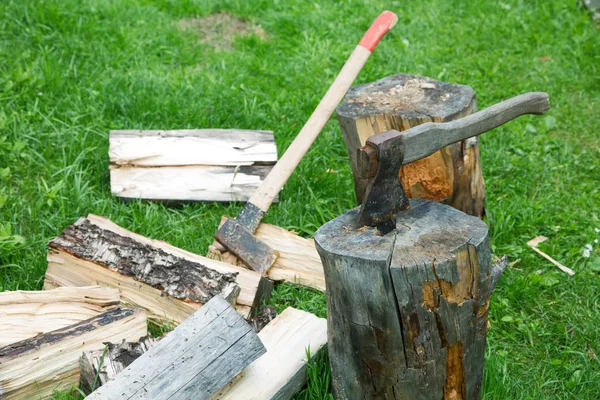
0;215;327;400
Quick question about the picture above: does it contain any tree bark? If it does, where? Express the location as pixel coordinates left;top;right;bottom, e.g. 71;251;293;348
337;74;485;218
314;200;506;399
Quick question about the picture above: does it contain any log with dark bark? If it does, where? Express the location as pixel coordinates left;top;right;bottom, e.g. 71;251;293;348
0;307;147;400
314;199;506;399
86;296;266;400
45;214;273;323
80;336;159;394
337;74;485;218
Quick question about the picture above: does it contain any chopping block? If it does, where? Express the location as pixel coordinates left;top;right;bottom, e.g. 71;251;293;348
314;199;506;400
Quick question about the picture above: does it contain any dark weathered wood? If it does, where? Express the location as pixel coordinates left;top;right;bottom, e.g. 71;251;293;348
0;307;147;400
337;74;485;218
50;218;240;304
86;296;266;400
80;336;159;394
314;199;507;399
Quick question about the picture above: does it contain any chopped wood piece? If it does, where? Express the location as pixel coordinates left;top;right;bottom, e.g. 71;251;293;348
45;214;273;323
87;296;266;400
109;129;279;203
314;199;505;399
208;217;325;291
50;218;241;304
0;286;120;347
337;74;485;218
213;307;328;400
80;336;159;394
0;307;147;400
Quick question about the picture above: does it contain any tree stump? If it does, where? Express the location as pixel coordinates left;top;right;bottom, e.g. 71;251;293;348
314;200;506;399
337;74;485;218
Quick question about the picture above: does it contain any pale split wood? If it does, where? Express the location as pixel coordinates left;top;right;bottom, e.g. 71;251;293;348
527;236;575;276
0;307;147;400
208;216;325;292
212;307;328;400
86;296;266;400
109;129;278;203
0;286;120;347
110;165;275;203
109;129;277;166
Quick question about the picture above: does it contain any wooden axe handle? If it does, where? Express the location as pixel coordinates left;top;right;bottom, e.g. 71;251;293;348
248;11;398;212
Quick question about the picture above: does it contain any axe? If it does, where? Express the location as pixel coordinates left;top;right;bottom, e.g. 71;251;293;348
215;11;399;274
357;92;550;234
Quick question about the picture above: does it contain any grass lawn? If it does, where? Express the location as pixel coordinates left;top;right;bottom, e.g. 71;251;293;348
1;0;599;398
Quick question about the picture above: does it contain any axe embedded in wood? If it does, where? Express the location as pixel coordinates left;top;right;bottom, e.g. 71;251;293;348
215;11;399;274
357;92;550;234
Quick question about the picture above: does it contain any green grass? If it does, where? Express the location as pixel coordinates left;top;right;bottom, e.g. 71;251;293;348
0;0;598;398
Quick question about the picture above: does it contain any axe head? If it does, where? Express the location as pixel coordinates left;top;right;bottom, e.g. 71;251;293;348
215;204;280;275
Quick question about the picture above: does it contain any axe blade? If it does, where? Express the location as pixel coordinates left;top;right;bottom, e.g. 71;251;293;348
215;218;280;275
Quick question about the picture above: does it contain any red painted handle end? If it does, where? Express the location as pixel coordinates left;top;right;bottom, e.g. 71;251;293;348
358;11;398;52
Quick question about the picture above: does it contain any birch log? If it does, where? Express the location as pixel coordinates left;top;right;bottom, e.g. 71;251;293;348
109;129;278;203
0;286;119;347
0;307;147;400
212;307;328;400
314;199;506;399
45;214;273;322
337;74;485;218
86;296;266;400
208;217;325;291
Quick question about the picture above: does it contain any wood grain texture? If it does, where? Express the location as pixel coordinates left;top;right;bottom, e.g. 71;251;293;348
80;336;159;394
212;307;328;400
0;307;147;400
108;129;278;203
111;165;275;203
87;296;266;400
314;199;506;399
45;214;272;322
0;286;119;347
337;74;485;218
208;217;325;291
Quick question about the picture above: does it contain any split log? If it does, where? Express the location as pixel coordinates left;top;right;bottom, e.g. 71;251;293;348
314;199;506;399
0;307;147;400
208;217;325;291
0;286;119;347
337;74;485;218
45;214;273;323
109;129;278;203
86;296;266;400
80;336;159;394
213;307;328;400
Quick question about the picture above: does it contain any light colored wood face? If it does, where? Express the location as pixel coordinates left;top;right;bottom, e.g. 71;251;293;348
0;286;120;347
108;129;278;203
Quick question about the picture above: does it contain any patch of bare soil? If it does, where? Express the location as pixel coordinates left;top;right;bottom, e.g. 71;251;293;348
178;12;267;51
